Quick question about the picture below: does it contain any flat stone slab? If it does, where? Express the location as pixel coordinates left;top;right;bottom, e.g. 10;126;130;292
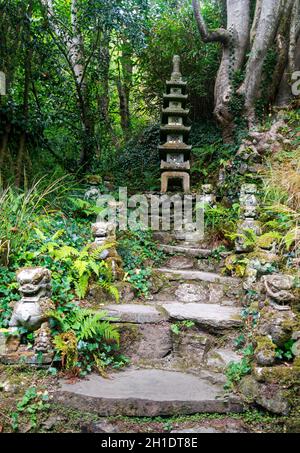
161;303;242;331
159;244;212;258
157;268;240;286
54;369;244;416
165;256;196;270
103;304;165;324
207;348;242;371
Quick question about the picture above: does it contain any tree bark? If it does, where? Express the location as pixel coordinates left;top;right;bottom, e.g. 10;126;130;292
193;0;251;140
237;0;284;126
193;0;299;133
116;45;133;137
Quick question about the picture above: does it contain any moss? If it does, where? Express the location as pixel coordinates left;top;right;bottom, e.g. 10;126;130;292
254;336;276;353
254;364;300;386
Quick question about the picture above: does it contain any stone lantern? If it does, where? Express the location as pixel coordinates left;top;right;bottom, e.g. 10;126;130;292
160;55;191;193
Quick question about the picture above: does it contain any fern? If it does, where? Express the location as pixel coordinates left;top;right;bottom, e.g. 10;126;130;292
50;308;122;374
99;281;120;303
53;331;78;370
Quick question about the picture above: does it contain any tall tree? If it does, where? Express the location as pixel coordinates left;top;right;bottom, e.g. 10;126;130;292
192;0;300;137
40;0;97;171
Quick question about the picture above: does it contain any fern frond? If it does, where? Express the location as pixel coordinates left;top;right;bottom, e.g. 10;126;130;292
99;280;120;302
73;259;89;277
54;245;80;260
74;273;89;299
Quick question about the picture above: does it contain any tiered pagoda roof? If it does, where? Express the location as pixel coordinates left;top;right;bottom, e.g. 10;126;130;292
159;55;191;192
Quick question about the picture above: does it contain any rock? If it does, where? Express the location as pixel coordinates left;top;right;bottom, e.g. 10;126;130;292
175;283;207;303
172;425;247;433
81;420;117;433
159;244;212;258
207;348;242;371
103;304;166;324
152;232;173;244
42;415;64;431
292;340;300;358
254;335;276;366
239;375;290;415
173;330;208;366
262;274;296;305
0;329;20;355
165;256;195;269
54;369;244;416
134;324;172;360
161;303;242;332
255;350;275;366
157;268;240;285
255;307;297;347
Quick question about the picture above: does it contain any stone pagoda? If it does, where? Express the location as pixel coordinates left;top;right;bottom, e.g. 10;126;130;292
160;55;191;193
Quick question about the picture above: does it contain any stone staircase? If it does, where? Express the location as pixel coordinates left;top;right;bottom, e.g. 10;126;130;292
54;239;246;416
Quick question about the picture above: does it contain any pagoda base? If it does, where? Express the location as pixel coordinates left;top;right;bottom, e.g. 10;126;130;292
161;171;190;193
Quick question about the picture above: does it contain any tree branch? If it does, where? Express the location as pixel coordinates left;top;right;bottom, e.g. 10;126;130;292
192;0;230;44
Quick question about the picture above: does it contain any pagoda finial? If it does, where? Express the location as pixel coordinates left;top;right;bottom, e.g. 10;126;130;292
171;55;181;81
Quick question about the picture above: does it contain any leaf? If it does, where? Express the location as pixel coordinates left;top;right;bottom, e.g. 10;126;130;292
54;245;79;260
73;259;89;278
75;274;89;299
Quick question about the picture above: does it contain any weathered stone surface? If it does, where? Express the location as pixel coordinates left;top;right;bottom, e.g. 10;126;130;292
123;324;172;361
292;340;300;357
103;304;166;324
255;306;297;347
157;268;240;285
10;267;54;331
152;232;173;244
165;255;196;269
262;273;296;305
81;420;117;433
239;375;290;415
175;283;207;303
173;330;209;365
207;348;242;371
161;303;242;331
159;244;212;258
55;369;244;416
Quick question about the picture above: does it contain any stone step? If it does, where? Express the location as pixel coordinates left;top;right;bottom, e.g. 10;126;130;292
54;369;244;416
161;303;242;332
156;268;241;286
103;304;166;324
159;244;213;258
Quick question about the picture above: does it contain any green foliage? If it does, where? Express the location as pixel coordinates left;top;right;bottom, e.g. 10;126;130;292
138;0;221;120
275;339;296;362
10;387;50;432
225;358;252;390
113;124;160;191
196;202;239;243
170;320;195;335
118;229;164;297
35;230;118;300
49;308;127;376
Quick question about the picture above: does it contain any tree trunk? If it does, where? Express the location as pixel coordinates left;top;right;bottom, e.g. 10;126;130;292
276;0;300;106
193;0;300;133
41;0;95;172
16;1;32;187
116;44;133;137
237;0;284;126
98;32;111;125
